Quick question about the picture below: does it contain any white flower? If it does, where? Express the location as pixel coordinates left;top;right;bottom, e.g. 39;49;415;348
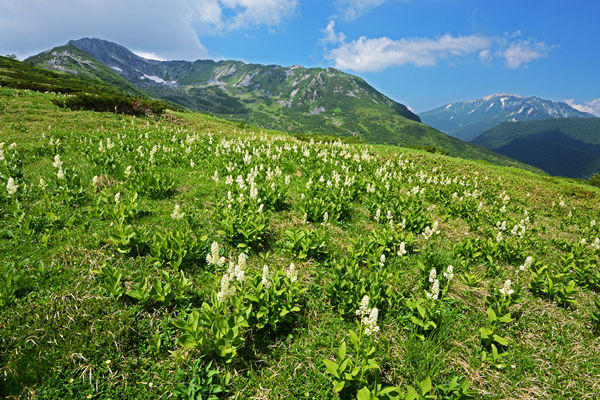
323;212;329;224
53;154;63;169
443;265;454;281
591;238;600;250
422;221;440;239
171;204;184;220
428;268;437;283
356;295;370;318
217;272;235;302
114;192;121;205
362;307;379;336
286;262;297;282
397;242;407;256
190;159;196;168
57;168;65;180
426;279;440;300
39;178;47;190
375;208;381;222
261;265;271;288
124;166;133;178
496;231;503;243
92;176;99;186
591;220;597;228
206;241;226;266
212;170;219;182
379;254;386;267
6;177;17;195
519;256;533;271
235;253;247;282
499;279;514;296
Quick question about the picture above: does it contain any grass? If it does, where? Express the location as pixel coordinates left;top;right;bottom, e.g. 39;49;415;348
1;87;600;399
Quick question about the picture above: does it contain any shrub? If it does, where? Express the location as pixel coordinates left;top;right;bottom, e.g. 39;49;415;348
54;93;167;116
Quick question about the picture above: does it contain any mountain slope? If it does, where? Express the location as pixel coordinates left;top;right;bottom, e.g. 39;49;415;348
26;38;542;171
471;118;600;178
420;94;596;141
0;54;135;95
24;44;144;96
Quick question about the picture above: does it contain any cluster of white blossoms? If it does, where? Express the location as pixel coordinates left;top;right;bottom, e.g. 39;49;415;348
499;279;514;296
206;241;226;267
286;262;298;283
519;256;533;271
422;221;440;240
397;242;407;257
171;204;185;220
261;265;271;288
591;238;600;250
356;295;379;336
114;192;121;205
53;154;65;180
6;177;18;196
443;265;454;281
216;253;247;302
379;254;386;268
426;268;440;300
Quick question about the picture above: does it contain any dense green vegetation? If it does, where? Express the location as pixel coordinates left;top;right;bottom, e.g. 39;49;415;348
1;87;600;399
471;118;600;179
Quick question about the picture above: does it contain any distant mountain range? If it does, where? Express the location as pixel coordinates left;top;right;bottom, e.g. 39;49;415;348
420;94;596;141
22;38;540;170
471;118;600;179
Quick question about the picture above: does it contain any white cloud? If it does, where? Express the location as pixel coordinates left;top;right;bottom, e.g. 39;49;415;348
320;21;346;45
564;98;600;117
0;0;298;60
323;25;555;72
326;34;492;72
334;0;406;21
132;51;167;61
502;40;552;69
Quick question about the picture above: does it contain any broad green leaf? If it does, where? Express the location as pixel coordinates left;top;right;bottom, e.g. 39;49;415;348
323;359;340;379
357;386;371;400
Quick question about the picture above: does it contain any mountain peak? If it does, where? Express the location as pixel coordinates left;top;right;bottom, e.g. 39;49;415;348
480;93;522;102
421;94;596;141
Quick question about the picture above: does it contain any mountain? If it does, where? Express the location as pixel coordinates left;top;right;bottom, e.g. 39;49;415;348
0;54;137;96
23;38;536;169
420;94;596;141
471;118;600;178
24;43;144;96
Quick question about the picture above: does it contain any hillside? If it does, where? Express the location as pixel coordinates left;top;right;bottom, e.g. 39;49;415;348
24;38;539;169
0;55;128;95
471;118;600;179
420;94;596;141
25;44;144;96
1;86;600;399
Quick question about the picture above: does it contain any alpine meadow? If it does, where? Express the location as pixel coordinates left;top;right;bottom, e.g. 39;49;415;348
2;1;600;399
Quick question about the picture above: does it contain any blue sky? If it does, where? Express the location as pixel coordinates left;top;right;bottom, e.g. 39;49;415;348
1;0;599;114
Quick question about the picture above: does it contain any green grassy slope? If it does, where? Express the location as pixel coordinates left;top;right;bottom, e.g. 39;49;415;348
471;118;600;178
1;87;600;399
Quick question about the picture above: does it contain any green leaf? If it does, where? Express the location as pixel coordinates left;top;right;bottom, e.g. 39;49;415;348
493;334;508;346
419;376;432;395
178;334;198;349
479;327;492;339
338;341;347;360
323;359;340;379
333;380;345;393
357;386;371;400
486;307;497;322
